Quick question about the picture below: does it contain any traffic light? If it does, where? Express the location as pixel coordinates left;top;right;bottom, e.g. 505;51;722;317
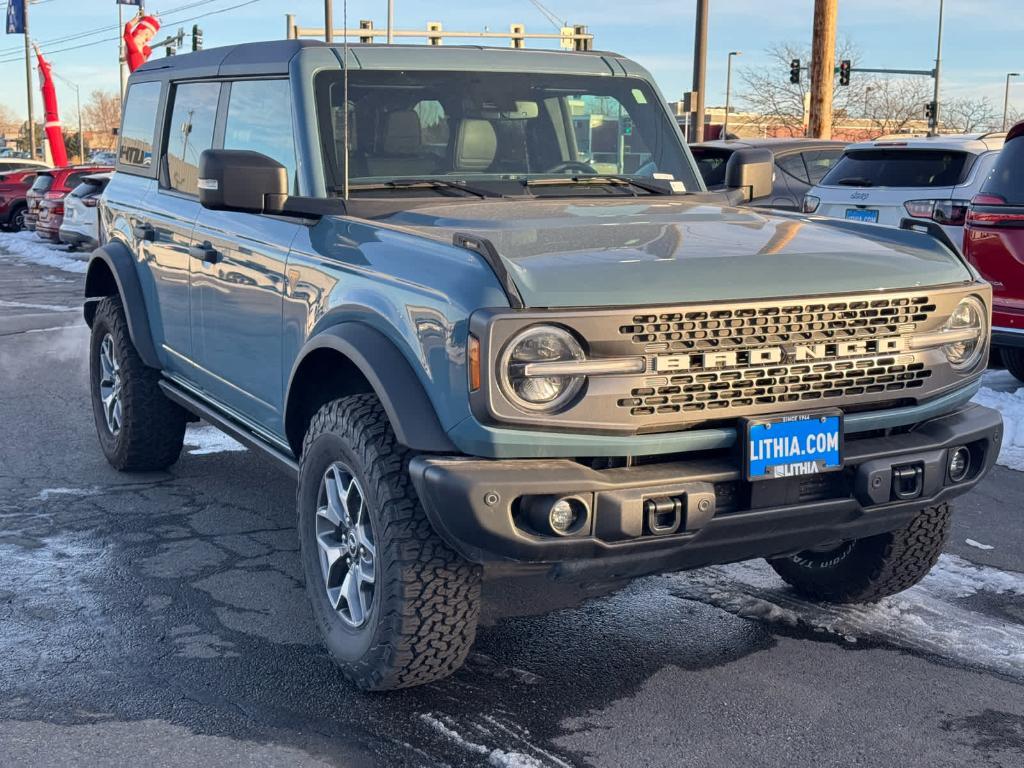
192;25;203;51
839;59;851;86
790;59;801;85
925;100;936;120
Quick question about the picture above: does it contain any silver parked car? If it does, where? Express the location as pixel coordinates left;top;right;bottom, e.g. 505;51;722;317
59;172;111;250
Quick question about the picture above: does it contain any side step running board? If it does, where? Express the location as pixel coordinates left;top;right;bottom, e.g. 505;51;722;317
159;380;299;478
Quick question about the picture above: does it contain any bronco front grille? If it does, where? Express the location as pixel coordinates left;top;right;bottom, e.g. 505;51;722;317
616;296;936;417
473;286;981;435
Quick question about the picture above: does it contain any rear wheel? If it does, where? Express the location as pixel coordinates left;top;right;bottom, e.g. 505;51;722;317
89;296;187;471
6;204;26;232
768;503;951;603
1002;347;1024;383
298;394;482;690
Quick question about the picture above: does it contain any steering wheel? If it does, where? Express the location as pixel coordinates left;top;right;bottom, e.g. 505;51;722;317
545;160;598;175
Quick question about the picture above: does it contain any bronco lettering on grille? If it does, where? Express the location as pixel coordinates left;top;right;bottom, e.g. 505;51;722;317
652;337;908;372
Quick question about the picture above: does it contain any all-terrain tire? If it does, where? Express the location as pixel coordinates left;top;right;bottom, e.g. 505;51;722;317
89;296;186;471
1002;347;1024;384
767;503;952;603
297;394;482;690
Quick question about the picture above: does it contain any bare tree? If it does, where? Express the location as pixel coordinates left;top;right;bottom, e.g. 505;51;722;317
81;90;121;135
863;77;933;136
942;96;999;133
735;38;870;136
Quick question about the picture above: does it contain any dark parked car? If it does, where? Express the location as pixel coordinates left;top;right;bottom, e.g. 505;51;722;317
0;168;42;231
25;165;112;233
690;138;846;209
965;121;1024;381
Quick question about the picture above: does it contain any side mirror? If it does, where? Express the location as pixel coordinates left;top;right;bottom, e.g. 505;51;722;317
724;147;774;202
198;149;287;214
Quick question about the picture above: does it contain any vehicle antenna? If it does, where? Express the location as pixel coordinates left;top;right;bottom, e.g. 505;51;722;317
342;0;349;200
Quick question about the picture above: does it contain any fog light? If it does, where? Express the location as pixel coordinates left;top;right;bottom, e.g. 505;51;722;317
948;446;971;482
549;498;578;533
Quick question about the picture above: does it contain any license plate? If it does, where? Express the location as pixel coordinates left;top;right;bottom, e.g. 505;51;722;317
845;208;878;223
745;411;843;481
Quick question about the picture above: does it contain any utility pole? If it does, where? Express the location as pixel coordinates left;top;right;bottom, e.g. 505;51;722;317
808;0;837;139
690;0;708;142
930;0;944;136
23;0;36;159
324;0;333;43
387;0;394;43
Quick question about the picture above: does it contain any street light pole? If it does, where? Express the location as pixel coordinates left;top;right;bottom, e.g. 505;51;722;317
931;0;944;136
724;50;741;139
1004;72;1019;131
690;0;708;142
24;0;36;159
324;0;333;42
387;0;394;44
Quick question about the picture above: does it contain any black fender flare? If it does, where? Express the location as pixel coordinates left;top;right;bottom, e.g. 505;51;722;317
84;242;161;369
286;323;457;453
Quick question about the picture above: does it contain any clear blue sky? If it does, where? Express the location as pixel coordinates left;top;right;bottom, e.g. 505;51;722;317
0;0;1019;120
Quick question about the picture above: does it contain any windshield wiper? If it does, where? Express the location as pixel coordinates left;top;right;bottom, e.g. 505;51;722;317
348;178;502;198
835;177;875;187
524;175;671;195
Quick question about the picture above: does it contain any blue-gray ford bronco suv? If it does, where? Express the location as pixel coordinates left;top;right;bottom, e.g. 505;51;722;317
85;40;1003;690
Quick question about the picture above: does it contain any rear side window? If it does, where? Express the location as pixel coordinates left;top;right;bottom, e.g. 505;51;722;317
690;147;732;187
981;139;1024;204
164;82;221;195
223;79;298;194
776;153;808;183
803;149;842;184
820;149;968;188
119;81;162;168
30;175;53;193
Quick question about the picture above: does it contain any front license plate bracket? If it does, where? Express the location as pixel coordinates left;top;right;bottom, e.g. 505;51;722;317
743;410;844;482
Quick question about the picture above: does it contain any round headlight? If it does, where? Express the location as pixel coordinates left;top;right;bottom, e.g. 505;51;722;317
500;325;585;412
942;296;986;370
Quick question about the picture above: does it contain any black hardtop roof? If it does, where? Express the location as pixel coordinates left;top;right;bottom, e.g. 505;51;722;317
133;39;627;79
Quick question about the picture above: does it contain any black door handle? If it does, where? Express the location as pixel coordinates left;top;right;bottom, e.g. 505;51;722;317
133;223;155;241
188;242;222;264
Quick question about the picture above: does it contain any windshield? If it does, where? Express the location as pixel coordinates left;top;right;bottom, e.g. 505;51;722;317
314;70;698;195
819;148;969;188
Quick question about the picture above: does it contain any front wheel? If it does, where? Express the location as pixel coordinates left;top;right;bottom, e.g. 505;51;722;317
767;503;951;603
1002;347;1024;384
297;394;482;690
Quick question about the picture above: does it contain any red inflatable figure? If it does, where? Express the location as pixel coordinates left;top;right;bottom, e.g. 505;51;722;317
32;44;68;168
123;15;160;73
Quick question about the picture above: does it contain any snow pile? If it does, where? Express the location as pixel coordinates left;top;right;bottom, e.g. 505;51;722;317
419;713;564;768
674;554;1024;680
972;371;1024;471
184;424;246;456
0;230;86;274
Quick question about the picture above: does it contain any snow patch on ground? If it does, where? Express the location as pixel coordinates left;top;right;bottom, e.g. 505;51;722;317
184;425;246;456
34;487;102;501
673;554;1024;679
0;299;77;313
419;713;566;768
0;231;86;274
965;538;995;551
972;370;1024;471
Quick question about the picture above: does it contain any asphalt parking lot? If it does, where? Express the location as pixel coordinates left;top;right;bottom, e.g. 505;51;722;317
1;242;1022;767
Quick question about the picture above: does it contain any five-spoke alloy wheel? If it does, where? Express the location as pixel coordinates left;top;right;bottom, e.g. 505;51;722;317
98;333;123;436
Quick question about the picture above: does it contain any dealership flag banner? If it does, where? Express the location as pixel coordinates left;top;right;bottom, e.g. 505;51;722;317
6;0;25;35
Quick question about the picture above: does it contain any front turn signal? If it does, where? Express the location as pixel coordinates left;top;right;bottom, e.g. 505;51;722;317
468;334;481;392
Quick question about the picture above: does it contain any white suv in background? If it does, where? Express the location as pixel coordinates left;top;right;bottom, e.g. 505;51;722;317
803;133;1004;244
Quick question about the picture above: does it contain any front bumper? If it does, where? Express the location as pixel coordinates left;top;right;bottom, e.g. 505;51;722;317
411;404;1002;576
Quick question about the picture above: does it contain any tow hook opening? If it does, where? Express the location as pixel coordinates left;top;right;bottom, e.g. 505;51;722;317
892;463;924;500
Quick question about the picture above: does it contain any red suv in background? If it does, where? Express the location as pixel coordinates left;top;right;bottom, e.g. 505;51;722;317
965;121;1024;381
0;168;43;231
25;165;111;234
